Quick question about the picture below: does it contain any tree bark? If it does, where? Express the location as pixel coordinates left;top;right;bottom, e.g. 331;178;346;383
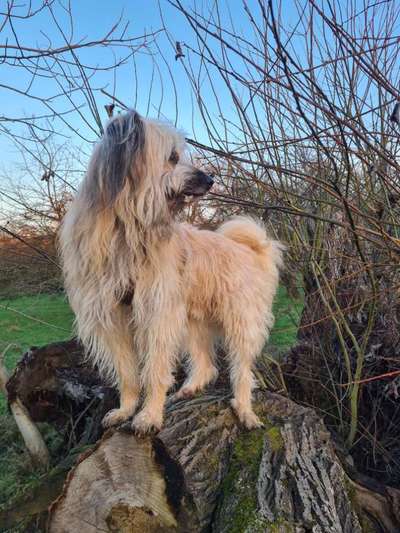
6;340;400;532
48;391;400;532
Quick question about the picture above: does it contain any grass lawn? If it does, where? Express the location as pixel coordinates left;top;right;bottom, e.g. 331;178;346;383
0;293;74;393
0;293;74;518
0;287;302;516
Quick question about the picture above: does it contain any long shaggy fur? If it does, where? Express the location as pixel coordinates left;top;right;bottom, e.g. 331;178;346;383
59;110;284;432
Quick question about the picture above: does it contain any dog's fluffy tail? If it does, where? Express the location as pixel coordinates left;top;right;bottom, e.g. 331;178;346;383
217;216;285;268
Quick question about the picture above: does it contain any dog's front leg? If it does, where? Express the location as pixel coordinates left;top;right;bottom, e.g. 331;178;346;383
97;315;140;428
102;348;140;428
132;308;184;434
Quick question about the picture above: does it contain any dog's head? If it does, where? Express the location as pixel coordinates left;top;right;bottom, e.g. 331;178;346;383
85;110;213;226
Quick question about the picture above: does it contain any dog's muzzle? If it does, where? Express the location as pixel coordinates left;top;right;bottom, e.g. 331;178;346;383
183;170;214;197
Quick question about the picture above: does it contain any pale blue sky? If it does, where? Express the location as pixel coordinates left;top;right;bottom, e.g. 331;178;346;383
0;0;305;158
1;1;194;158
1;0;397;181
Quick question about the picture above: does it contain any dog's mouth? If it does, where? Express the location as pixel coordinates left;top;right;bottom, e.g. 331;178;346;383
182;171;214;198
167;170;214;211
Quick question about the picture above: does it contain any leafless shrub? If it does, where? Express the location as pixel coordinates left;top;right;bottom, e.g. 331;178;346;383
164;0;400;484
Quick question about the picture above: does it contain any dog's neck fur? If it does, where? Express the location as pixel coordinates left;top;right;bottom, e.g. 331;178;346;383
114;209;174;277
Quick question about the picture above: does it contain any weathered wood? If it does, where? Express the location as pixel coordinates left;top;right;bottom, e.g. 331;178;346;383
6;339;117;443
48;389;400;532
49;432;190;532
0;345;50;467
212;402;362;533
7;340;400;532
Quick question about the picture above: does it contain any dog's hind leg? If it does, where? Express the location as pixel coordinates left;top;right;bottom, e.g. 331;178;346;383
98;310;140;428
175;320;218;399
224;309;268;429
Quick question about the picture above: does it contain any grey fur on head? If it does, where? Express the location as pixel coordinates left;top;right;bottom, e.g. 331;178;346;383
88;110;145;209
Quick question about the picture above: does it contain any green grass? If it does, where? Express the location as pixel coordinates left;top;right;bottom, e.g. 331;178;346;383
270;285;303;350
0;287;301;379
0;288;302;416
0;293;74;517
0;293;74;377
0;417;64;518
0;293;74;413
0;288;302;519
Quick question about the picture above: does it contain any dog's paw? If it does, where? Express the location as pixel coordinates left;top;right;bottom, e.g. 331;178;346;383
131;410;162;436
175;367;219;400
174;385;197;400
102;408;132;428
231;399;264;430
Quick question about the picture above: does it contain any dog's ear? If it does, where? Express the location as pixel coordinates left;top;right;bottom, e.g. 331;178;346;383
89;110;145;209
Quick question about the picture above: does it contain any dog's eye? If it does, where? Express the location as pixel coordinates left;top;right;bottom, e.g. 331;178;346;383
169;150;179;165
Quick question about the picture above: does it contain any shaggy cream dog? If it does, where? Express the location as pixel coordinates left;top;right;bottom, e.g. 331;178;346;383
60;110;284;433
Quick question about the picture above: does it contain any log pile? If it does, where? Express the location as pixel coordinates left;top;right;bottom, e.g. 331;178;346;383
3;340;400;532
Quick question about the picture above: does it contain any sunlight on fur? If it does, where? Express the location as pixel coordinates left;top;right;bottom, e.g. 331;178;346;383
59;110;284;432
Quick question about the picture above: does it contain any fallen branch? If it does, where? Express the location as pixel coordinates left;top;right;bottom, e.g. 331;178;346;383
0;345;50;468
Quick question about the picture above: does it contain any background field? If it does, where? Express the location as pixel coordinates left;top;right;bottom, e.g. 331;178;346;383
0;294;74;388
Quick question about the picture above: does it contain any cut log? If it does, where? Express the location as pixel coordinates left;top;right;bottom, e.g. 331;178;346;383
6;340;400;532
48;390;400;532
